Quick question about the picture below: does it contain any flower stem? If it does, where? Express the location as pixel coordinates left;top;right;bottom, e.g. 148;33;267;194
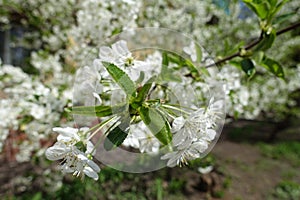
87;116;118;141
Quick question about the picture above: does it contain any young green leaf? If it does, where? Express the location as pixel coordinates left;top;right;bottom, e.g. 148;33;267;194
102;62;136;97
241;58;256;77
139;106;172;145
104;117;130;151
255;29;276;51
71;104;127;117
268;0;289;21
243;0;269;20
261;56;284;78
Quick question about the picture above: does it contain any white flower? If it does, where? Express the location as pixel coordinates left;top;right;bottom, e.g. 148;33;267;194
183;42;197;62
74;65;102;106
123;121;160;154
161;140;208;167
161;98;223;167
99;40;152;81
172;109;214;150
45;127;100;180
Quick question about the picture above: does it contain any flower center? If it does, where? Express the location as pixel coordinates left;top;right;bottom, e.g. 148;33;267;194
125;56;134;67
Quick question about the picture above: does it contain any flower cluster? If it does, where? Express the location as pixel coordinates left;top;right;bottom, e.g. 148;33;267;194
0;63;72;162
45;127;100;180
162;98;224;167
66;40;225;174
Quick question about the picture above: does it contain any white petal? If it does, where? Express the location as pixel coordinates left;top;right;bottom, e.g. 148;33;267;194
99;46;114;62
167;159;177;168
210;99;224;111
112;40;130;56
172;116;185;132
127;68;140;81
45;143;69;160
83;166;99;180
53;127;79;140
134;60;152;70
61;164;74;173
151;142;160;153
79;81;94;93
161;151;184;167
205;129;216;141
80;127;90;133
77;153;88;161
77;153;100;173
167;151;184;167
86;159;101;173
86;141;95;155
177;137;192;150
191;140;208;153
172;132;185;147
93;92;102;105
161;151;176;160
123;135;140;149
57;135;73;142
93;59;103;71
183;46;191;54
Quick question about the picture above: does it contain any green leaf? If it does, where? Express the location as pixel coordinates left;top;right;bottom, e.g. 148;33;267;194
160;52;181;82
195;44;203;63
71;104;127;117
243;0;269;20
261;56;284;78
241;58;256;77
268;0;278;7
198;67;210;77
162;52;169;67
253;51;265;64
102;62;136;97
273;12;297;25
268;0;289;21
139;106;172;145
160;54;182;83
135;76;156;104
104;117;130;151
255;29;276;51
185;59;198;73
167;53;182;64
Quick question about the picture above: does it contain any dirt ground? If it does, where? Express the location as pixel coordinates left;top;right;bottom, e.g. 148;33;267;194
211;121;300;200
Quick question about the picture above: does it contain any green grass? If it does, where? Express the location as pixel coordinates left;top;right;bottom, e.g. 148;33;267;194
258;141;300;167
271;181;300;200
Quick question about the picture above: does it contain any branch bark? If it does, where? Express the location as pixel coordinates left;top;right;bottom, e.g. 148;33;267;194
205;20;300;68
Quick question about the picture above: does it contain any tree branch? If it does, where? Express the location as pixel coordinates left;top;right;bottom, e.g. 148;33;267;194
205;20;300;68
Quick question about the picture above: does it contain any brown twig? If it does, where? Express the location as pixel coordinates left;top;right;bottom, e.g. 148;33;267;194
205;20;300;68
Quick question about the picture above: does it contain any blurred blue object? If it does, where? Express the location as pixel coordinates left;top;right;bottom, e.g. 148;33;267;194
213;0;230;15
238;1;254;19
0;28;11;64
0;25;31;67
212;0;254;19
